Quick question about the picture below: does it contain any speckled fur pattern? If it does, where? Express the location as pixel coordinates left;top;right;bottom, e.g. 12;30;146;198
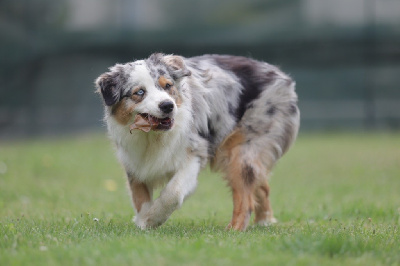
95;53;300;231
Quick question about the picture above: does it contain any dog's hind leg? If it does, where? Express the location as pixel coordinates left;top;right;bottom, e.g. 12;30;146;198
215;129;258;231
254;180;277;225
226;155;257;231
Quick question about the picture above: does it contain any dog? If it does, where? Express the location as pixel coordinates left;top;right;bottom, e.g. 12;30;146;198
95;53;300;231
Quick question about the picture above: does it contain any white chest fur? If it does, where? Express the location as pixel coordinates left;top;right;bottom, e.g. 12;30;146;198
106;112;192;184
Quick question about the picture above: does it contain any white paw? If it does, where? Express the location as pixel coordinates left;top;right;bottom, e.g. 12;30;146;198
133;202;152;230
133;215;147;230
256;216;278;226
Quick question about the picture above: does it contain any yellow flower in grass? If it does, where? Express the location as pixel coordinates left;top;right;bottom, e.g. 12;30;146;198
104;179;117;192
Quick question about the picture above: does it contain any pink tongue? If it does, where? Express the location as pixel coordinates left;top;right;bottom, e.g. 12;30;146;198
161;118;171;125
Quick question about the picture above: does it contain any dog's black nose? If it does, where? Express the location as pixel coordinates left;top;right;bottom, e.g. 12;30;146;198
159;101;174;114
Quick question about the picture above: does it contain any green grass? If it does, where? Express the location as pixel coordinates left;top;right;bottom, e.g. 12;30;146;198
1;133;399;265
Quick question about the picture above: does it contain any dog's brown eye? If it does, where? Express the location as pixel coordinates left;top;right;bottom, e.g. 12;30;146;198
165;83;172;89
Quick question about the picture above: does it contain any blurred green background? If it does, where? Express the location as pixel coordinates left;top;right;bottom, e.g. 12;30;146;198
1;0;400;138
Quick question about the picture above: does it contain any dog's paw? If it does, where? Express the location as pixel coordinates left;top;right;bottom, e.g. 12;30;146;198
133;202;152;230
256;216;278;226
133;214;164;230
133;215;148;230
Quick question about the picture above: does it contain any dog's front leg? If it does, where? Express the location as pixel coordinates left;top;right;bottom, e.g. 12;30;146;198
128;178;153;229
138;156;201;229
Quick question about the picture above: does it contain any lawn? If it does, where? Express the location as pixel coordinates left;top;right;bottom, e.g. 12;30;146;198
0;133;399;265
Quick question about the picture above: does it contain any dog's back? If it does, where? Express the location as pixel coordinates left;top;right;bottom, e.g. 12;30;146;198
183;55;300;229
184;55;299;163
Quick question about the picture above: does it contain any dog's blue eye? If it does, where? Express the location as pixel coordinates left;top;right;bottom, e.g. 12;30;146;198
165;83;172;89
136;89;145;96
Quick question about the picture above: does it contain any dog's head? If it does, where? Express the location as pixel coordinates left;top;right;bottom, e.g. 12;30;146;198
95;53;191;131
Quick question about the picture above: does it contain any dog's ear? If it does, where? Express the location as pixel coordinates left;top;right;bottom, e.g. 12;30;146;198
163;55;191;80
95;69;124;106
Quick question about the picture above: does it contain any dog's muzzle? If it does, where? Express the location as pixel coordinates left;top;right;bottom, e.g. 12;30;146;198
130;113;174;133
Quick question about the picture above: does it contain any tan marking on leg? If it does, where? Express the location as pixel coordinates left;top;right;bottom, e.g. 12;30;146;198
254;181;276;224
215;129;255;231
129;180;151;213
228;184;254;230
212;128;245;171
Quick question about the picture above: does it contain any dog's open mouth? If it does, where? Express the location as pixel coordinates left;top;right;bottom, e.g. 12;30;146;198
130;113;174;133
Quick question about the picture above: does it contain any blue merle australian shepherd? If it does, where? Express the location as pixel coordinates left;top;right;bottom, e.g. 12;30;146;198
95;53;300;231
